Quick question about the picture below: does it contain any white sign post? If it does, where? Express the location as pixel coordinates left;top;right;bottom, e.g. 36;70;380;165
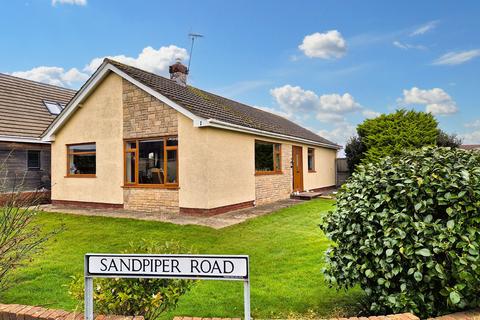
84;254;250;320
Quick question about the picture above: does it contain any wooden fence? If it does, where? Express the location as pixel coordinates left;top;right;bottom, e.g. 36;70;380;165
336;158;349;186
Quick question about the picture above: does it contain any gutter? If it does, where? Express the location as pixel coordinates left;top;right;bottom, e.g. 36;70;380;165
198;118;342;150
0;135;50;144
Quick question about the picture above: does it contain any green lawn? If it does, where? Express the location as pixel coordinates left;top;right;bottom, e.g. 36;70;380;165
0;199;362;319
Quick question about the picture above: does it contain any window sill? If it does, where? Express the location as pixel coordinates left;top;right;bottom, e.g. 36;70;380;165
308;170;317;173
122;184;180;190
64;175;97;178
255;171;283;176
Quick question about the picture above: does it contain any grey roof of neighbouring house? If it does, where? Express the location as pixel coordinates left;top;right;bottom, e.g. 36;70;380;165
0;73;76;139
107;59;340;148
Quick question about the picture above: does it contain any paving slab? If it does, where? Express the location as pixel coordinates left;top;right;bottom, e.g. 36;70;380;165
39;199;305;229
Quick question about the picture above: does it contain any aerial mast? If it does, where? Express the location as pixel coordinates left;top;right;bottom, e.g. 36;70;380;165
187;33;204;73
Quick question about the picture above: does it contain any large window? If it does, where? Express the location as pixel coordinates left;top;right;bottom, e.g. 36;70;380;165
67;143;96;176
308;148;315;172
27;150;41;170
124;137;178;187
255;140;281;174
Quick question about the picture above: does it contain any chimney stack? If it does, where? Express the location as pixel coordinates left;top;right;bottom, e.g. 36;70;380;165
169;58;189;86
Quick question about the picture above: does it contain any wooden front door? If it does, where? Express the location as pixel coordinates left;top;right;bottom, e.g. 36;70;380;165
292;146;304;192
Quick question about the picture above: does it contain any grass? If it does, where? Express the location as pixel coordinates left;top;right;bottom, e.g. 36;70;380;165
0;199;362;319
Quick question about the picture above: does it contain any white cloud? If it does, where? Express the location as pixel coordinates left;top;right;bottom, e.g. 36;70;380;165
270;85;318;114
11;66;89;87
84;45;188;75
318;93;361;115
399;87;458;115
316;112;346;123
10;45;188;88
270;85;364;124
362;109;381;119
460;131;480;144
433;49;480;66
318;123;357;148
410;20;438;36
298;30;347;59
465;119;480;129
393;41;426;50
52;0;86;6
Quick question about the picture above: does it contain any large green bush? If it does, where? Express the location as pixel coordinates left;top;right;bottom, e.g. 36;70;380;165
69;240;196;320
321;147;480;318
357;110;438;163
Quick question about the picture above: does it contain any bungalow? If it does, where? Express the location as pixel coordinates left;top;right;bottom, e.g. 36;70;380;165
0;73;75;196
42;59;340;214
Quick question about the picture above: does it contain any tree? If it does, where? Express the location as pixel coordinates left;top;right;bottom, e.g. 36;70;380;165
357;109;438;163
321;147;480;318
344;136;366;173
345;110;444;172
437;130;462;148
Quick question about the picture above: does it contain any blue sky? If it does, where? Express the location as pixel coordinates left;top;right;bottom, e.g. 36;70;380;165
1;0;480;149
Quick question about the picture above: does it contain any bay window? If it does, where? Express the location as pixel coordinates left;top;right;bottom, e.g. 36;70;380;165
124;137;178;187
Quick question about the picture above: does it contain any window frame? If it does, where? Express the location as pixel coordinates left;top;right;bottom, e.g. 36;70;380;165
43;100;64;115
27;150;41;171
254;140;282;175
307;147;316;172
123;136;179;189
66;142;97;178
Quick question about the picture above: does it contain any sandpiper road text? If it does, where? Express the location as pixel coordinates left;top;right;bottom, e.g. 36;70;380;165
86;254;249;279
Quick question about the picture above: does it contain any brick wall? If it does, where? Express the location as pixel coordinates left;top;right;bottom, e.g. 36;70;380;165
255;144;292;205
0;190;51;206
173;314;419;320
122;79;179;212
0;303;143;320
123;188;179;213
174;310;480;320
1;303;479;320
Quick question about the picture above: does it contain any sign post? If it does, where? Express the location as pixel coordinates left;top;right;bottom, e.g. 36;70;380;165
84;254;250;320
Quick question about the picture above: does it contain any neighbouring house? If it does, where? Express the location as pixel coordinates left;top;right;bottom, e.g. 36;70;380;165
0;73;75;200
42;59;340;214
460;144;480;150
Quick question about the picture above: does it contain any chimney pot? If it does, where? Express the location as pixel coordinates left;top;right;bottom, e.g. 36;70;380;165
169;59;188;86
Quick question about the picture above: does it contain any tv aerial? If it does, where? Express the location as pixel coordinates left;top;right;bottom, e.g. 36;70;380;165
188;33;204;72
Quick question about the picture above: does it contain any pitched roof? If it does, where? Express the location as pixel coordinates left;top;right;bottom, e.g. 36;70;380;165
106;59;340;148
460;144;480;150
0;73;76;140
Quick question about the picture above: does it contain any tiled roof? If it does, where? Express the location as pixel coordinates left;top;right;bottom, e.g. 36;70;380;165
0;73;76;139
460;144;480;150
107;59;339;148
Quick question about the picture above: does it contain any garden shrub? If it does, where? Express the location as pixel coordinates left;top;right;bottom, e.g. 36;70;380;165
321;147;480;318
69;240;196;320
345;136;366;173
436;130;462;148
0;155;58;292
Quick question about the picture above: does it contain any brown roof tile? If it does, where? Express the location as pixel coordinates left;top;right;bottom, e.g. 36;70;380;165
0;73;76;139
107;59;339;148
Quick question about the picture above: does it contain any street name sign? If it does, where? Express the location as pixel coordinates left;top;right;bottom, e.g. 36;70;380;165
84;254;250;320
